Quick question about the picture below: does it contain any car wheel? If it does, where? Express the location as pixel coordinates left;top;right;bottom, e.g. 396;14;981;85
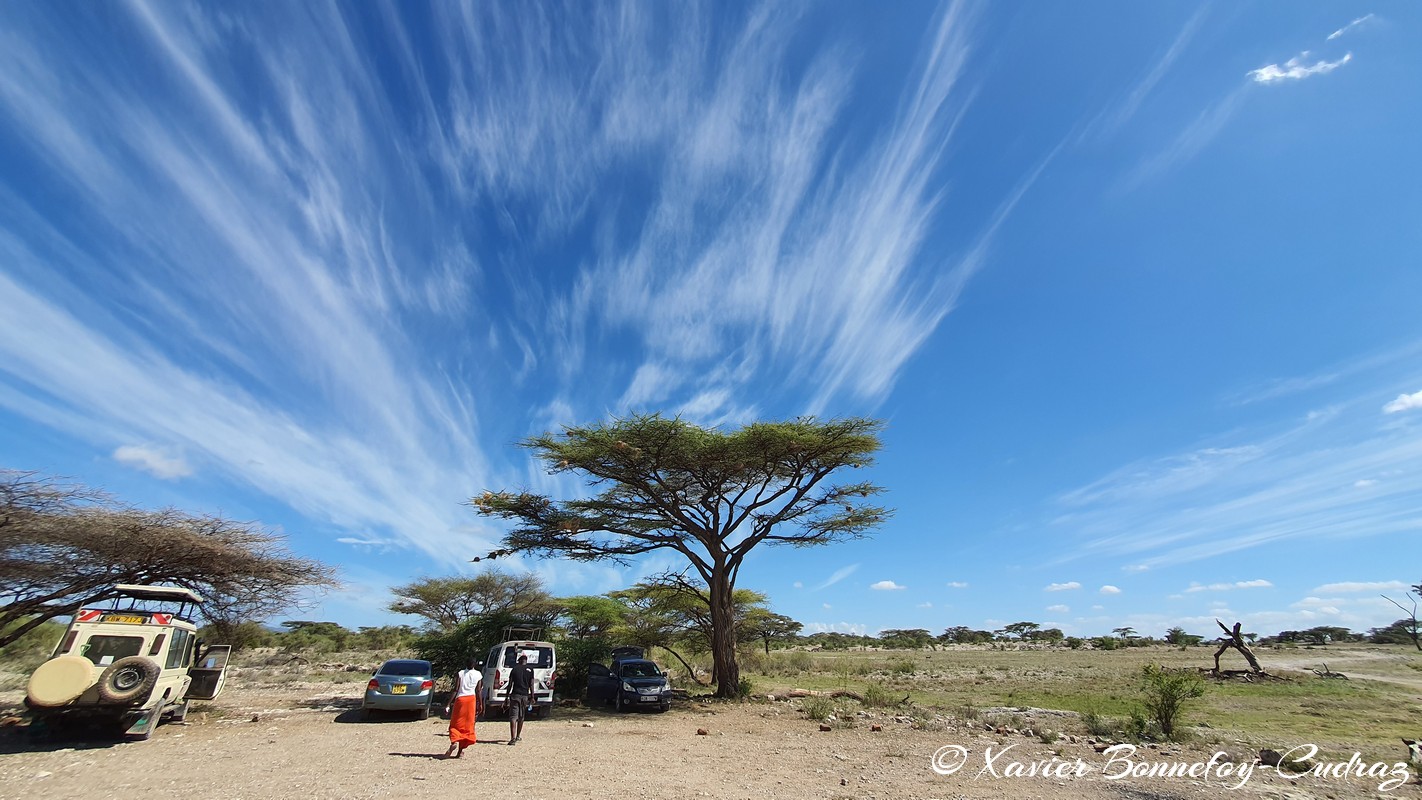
657;703;669;713
359;707;371;722
617;696;630;713
418;703;430;721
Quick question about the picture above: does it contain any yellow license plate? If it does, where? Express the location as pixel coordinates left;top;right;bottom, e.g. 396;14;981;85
391;684;406;694
102;614;145;624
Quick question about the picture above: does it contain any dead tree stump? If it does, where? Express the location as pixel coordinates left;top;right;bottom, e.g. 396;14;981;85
1213;620;1265;674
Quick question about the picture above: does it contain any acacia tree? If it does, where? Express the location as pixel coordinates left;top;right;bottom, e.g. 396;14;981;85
387;568;554;630
473;415;889;698
1;471;337;648
1381;583;1421;651
747;611;802;656
610;572;771;683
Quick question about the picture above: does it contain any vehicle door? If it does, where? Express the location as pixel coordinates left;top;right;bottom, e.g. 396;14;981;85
185;644;232;701
585;663;613;702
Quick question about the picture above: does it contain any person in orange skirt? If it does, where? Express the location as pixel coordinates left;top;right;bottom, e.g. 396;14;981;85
444;657;483;758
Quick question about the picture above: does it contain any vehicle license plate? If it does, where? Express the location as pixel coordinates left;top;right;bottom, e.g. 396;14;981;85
102;614;145;624
639;696;657;702
391;684;407;694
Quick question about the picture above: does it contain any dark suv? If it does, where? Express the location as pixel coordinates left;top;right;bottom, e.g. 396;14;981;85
586;656;672;713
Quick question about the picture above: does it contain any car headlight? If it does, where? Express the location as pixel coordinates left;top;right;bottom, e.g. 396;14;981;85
621;681;634;692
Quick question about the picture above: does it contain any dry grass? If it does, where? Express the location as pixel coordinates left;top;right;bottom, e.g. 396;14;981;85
755;643;1421;759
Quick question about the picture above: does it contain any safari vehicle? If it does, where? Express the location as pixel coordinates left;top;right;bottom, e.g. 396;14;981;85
480;626;557;720
24;584;231;739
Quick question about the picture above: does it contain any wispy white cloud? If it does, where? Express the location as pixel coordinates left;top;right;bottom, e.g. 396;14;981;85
816;564;860;591
1327;14;1375;41
804;621;866;635
1052;366;1422;569
1249;52;1352;84
1121;87;1247;190
113;444;192;480
1312;580;1408;594
1044;581;1081;592
1383;390;1422;413
870;580;907;591
1185;579;1273;593
1099;585;1121;595
917;602;933;609
792;581;804;589
1083;6;1208;142
1046;604;1070;614
946;581;969;589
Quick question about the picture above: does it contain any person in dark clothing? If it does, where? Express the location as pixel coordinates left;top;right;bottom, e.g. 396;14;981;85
502;654;535;744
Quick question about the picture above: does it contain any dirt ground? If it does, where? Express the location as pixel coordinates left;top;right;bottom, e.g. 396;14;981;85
1;675;1416;800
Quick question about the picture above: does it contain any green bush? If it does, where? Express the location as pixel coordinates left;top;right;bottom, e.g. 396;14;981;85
1080;708;1116;738
861;683;896;708
889;659;916;675
736;676;754;699
802;695;835;720
1138;665;1205;739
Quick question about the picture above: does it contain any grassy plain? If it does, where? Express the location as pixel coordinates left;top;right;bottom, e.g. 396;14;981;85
729;643;1421;760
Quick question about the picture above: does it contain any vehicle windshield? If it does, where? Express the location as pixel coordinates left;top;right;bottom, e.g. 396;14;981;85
621;662;661;678
81;635;143;665
378;660;432;677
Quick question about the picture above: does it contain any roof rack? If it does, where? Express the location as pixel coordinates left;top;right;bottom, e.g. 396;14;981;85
112;584;205;605
501;624;544;642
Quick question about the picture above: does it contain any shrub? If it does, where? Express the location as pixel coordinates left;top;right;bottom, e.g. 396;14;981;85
736;676;754;699
890;659;916;675
802;695;836;720
1079;709;1115;738
1139;665;1205;739
861;683;896;708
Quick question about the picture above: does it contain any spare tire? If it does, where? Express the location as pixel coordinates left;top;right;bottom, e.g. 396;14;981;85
97;656;160;705
27;656;97;707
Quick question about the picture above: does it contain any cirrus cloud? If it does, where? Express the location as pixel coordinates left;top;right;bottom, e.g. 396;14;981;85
1184;579;1273;593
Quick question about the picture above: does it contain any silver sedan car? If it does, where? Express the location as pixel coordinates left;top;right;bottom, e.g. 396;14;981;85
361;659;435;719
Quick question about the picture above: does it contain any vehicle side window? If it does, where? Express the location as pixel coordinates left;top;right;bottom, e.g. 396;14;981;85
165;629;192;669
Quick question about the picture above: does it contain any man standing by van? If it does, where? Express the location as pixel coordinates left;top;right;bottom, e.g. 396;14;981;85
502;653;534;745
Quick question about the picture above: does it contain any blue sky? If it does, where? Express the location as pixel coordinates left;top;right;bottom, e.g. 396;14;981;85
2;2;1419;640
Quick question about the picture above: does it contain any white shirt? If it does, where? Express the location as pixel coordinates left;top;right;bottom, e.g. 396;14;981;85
454;668;481;698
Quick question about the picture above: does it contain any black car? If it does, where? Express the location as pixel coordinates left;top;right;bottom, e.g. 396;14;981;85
586;657;672;712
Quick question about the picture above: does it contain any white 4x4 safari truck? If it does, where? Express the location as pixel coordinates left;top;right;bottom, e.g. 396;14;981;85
24;584;231;740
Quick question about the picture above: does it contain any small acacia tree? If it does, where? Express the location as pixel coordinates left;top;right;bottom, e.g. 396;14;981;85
1;471;338;648
388;568;554;630
473;414;889;698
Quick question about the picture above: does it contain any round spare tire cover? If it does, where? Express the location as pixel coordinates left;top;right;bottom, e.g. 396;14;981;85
27;655;97;707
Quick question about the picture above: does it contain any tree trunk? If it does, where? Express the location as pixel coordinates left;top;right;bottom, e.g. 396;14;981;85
1213;620;1265;673
708;569;740;698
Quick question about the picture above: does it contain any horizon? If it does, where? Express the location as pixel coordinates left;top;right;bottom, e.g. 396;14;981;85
1;2;1419;640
